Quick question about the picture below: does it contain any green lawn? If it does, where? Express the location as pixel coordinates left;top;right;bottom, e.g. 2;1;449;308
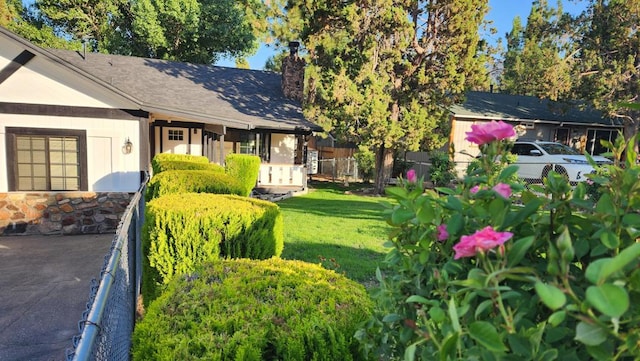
278;181;392;284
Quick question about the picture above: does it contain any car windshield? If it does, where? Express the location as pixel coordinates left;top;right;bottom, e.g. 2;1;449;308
539;143;581;155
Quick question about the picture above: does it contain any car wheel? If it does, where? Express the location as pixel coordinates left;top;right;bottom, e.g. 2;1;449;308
542;165;569;183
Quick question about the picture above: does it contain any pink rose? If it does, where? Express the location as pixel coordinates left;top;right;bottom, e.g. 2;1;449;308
436;224;448;242
406;169;417;183
453;226;513;259
465;121;516;145
470;185;481;194
492;183;512;198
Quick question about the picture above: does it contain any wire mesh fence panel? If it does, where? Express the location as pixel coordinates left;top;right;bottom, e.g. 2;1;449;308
316;158;360;181
66;176;147;361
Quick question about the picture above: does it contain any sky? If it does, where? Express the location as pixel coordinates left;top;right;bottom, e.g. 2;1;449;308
216;0;588;70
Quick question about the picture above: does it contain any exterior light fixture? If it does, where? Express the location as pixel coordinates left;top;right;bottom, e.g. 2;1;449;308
123;137;133;154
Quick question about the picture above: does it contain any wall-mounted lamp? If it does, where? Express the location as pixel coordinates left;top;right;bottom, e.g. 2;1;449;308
122;137;133;154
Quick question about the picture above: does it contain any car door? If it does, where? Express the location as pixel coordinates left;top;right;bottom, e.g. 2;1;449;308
513;143;545;179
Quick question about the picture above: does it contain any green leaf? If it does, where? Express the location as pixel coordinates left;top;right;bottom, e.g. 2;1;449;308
445;196;463;212
448;214;464;235
391;208;415;225
429;307;446;323
598;243;640;283
416;204;435;224
575;321;607;346
507;236;535;267
586;284;629;318
439;332;459;361
385;186;408;199
599;230;619;249
586;340;615;361
406;295;431;304
448;298;461;332
534;282;566;310
622;213;640;227
585;258;610;284
404;342;417;361
504;198;542;227
382;314;403;323
595;193;615;216
499;165;519;181
475;299;493;319
468;321;508;352
548;310;566;327
507;334;531;357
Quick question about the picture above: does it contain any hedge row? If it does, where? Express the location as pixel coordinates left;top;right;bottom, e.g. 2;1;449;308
225;154;261;197
145;170;244;201
133;258;373;361
151;153;209;174
141;193;284;304
153;160;225;174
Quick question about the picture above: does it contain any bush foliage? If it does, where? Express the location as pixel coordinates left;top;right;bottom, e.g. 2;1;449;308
142;193;284;304
151;153;209;174
152;160;225;174
225;154;261;197
359;129;640;360
133;258;373;361
145;170;244;201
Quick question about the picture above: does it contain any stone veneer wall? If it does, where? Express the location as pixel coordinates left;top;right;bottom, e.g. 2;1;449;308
0;192;132;236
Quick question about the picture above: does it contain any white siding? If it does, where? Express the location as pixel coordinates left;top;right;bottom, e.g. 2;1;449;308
0;37;135;109
0;115;141;192
270;134;296;164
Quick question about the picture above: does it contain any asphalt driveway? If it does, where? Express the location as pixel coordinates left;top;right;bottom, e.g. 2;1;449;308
0;234;113;361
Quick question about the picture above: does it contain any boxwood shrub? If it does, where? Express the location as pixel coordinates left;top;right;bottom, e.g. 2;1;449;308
225;154;261;197
145;170;244;201
151;153;209;174
142;193;284;303
133;258;373;361
153;160;225;174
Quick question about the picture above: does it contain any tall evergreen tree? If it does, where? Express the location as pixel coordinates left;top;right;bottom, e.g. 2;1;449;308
574;0;640;141
500;0;574;100
282;0;489;193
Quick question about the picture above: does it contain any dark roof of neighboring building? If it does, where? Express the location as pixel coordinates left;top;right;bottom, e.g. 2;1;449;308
46;48;322;132
450;91;623;127
0;27;321;133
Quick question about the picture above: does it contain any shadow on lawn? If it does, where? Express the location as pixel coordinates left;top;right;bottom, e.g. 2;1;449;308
281;241;389;283
277;197;386;220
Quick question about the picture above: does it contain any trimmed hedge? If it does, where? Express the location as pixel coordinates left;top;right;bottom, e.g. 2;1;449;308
142;193;284;304
145;170;244;201
133;258;373;361
151;153;209;174
153;160;225;174
225;154;261;197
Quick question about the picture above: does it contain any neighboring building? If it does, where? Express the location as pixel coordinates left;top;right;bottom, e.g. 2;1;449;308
407;91;623;177
0;27;321;235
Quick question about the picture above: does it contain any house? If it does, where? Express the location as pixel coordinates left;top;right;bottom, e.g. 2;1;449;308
0;27;321;235
406;91;624;177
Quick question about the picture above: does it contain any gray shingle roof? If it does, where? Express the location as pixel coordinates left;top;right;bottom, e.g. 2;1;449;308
46;48;322;132
451;91;623;127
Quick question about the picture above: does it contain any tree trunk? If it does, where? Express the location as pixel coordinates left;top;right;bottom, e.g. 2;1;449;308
374;145;394;194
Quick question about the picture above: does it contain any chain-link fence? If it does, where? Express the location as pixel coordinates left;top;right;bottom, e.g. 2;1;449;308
411;160;597;188
316;157;360;182
66;174;148;361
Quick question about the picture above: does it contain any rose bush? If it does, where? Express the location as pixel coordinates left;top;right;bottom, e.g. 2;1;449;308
357;124;640;361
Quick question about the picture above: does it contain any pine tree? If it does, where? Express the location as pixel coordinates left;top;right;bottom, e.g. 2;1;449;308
282;0;490;193
500;0;574;100
574;0;640;141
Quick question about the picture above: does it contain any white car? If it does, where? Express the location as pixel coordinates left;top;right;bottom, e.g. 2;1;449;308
511;141;611;183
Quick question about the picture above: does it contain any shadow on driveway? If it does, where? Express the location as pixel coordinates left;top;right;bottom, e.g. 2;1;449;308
0;234;113;361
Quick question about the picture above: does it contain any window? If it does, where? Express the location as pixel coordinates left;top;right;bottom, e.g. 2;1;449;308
6;128;88;191
168;129;184;141
511;143;538;156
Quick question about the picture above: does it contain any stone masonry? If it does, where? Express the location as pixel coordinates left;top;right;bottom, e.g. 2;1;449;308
0;192;132;236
